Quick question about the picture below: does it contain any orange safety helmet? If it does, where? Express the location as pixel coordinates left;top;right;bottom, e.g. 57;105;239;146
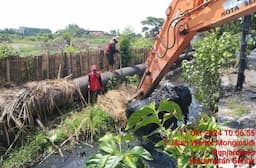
91;64;97;71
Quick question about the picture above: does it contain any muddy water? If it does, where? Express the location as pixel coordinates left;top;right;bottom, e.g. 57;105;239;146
170;80;202;121
188;92;202;121
33;144;96;168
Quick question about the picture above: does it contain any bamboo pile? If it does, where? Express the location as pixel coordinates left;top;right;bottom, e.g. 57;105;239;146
0;79;85;151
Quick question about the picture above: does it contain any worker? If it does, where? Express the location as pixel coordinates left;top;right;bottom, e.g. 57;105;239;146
104;37;120;72
88;65;102;104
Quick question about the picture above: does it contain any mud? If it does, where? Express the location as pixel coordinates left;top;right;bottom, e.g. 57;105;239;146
126;83;192;136
33;144;96;168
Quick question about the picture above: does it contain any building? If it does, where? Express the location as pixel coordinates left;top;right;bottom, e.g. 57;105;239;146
18;27;52;35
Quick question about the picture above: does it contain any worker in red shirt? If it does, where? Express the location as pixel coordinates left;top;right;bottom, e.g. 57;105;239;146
104;37;119;72
88;65;102;104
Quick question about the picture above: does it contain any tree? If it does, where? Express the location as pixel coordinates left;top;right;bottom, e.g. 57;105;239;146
64;24;87;37
236;15;251;91
122;26;136;38
119;35;132;67
183;32;238;113
250;13;256;34
0;42;17;59
109;30;117;36
62;32;72;46
56;24;86;41
119;27;135;67
141;16;164;37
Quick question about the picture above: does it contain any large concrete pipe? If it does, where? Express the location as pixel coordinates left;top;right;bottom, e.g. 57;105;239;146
74;51;193;97
74;64;146;96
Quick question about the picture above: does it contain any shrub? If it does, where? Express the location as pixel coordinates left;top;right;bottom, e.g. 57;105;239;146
119;35;132;67
0;42;18;59
125;75;140;86
132;37;153;49
182;32;238;113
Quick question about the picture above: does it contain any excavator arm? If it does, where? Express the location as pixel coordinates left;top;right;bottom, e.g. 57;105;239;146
137;0;256;98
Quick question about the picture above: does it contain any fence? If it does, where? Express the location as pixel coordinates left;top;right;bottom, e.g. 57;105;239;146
0;48;150;84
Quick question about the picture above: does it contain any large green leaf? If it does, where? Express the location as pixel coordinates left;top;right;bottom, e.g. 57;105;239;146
158;100;182;121
86;154;123;168
103;155;124;168
99;134;118;154
126;103;156;130
129;146;153;160
86;154;110;168
124;154;137;168
133;117;161;131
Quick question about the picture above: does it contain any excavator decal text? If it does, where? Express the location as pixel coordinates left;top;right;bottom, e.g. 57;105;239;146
222;6;240;17
222;0;256;17
245;0;256;6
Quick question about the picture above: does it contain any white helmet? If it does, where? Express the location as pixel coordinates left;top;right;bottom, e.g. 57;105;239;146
112;36;119;43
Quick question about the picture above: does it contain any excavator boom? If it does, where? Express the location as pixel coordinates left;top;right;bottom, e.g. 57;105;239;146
138;0;256;98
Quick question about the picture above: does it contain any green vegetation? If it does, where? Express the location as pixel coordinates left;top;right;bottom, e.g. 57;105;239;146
1;132;47;168
164;115;220;168
227;99;250;117
64;45;78;54
119;28;133;67
183;32;239;113
0;42;17;59
86;134;152;168
87;100;181;168
141;16;164;38
106;75;140;90
249;83;256;89
1;106;114;168
127;101;220;168
131;37;153;49
125;75;140;86
106;77;120;90
87;100;221;168
0;22;155;58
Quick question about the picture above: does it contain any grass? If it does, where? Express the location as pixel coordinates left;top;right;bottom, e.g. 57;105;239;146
1;106;115;168
249;83;256;90
6;34;112;57
227;98;250;117
0;132;47;168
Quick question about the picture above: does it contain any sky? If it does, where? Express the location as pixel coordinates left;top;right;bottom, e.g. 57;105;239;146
0;0;171;33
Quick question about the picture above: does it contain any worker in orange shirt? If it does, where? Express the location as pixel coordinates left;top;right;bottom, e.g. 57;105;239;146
88;65;103;104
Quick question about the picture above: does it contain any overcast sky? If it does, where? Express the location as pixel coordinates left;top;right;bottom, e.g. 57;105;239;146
0;0;171;33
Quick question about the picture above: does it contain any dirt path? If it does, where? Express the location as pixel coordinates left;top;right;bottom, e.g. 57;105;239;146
218;69;256;129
